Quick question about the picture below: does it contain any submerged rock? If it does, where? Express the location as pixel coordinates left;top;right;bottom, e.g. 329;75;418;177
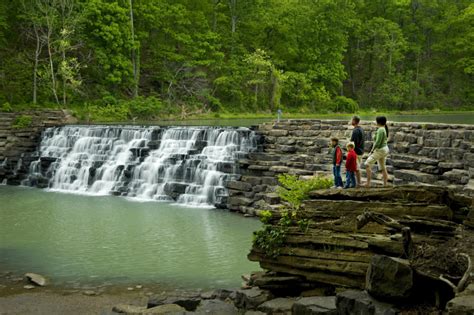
24;272;47;286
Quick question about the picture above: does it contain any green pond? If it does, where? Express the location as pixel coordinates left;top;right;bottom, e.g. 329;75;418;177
0;186;261;289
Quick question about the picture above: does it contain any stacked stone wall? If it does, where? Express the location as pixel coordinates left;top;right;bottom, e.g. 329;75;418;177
0;110;74;184
227;119;474;215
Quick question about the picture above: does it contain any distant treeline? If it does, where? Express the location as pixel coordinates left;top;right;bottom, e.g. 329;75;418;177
0;0;472;119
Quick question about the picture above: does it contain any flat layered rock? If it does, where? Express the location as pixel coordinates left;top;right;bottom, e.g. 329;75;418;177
301;199;452;220
308;186;447;204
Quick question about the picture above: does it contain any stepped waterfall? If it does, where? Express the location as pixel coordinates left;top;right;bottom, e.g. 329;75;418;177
24;125;259;207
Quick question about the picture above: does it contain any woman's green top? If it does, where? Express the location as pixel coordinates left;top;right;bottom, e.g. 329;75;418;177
373;127;387;150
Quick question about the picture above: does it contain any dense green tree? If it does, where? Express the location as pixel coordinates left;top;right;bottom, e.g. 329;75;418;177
0;0;472;117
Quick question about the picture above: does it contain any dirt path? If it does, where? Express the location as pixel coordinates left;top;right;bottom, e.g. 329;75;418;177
0;290;148;315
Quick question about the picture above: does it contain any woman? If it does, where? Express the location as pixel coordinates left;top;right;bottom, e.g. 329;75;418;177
365;116;389;187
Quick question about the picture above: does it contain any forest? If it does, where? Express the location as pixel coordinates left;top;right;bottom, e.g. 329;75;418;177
0;0;473;121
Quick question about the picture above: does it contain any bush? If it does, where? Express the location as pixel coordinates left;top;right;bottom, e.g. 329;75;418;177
12;115;33;129
277;174;333;209
88;104;129;122
126;96;163;119
1;102;12;112
253;210;295;258
332;96;359;113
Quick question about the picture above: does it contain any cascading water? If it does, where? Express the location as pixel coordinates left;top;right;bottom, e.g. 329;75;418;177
24;125;259;207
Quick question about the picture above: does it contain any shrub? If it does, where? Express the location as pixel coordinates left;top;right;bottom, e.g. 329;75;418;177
12;115;33;129
332;96;359;113
126;96;163;119
253;211;295;258
1;102;12;112
88;104;129;122
277;174;333;210
253;175;333;257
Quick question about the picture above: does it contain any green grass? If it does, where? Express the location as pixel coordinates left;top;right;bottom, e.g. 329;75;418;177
4;101;474;124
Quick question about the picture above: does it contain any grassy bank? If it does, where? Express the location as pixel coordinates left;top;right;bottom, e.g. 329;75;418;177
2;101;473;124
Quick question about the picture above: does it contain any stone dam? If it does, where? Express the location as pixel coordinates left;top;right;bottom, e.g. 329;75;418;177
0;112;473;209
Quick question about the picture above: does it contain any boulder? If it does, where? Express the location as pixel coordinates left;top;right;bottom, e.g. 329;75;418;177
446;283;474;315
366;255;413;301
200;289;234;301
336;290;399;315
292;296;337;315
195;299;238;315
235;287;273;310
257;297;295;314
393;169;437;184
112;304;146;314
145;304;186;314
226;181;252;192
24;272;47;286
442;169;470;185
228;196;253;206
148;292;201;311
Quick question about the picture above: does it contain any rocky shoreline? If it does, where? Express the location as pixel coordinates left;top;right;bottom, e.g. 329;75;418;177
3;269;470;314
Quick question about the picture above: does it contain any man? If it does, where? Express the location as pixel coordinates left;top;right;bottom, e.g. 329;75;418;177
350;115;365;186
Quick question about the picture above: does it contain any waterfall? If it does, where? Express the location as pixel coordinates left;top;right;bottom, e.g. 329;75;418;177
24;125;258;207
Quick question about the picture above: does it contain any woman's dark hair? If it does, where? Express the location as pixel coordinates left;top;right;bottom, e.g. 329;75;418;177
376;116;389;137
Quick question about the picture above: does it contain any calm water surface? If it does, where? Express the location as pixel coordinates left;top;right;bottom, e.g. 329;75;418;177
123;112;474;127
0;186;261;289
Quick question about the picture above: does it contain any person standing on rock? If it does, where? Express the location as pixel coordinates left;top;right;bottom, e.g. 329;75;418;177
344;142;357;189
365;116;389;187
350;115;365;186
330;137;343;188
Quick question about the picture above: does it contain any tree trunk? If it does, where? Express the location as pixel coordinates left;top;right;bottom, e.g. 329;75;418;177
33;25;41;105
46;25;60;106
229;0;237;33
129;0;138;98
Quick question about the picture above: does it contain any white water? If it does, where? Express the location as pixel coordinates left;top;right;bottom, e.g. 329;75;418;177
25;125;257;207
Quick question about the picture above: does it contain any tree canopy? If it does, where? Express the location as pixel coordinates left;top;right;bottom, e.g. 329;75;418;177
0;0;472;119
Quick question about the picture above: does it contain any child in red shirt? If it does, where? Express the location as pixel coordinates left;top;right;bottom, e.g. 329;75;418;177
344;142;357;189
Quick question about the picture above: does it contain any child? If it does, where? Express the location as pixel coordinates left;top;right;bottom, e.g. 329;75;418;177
344;142;357;189
330;137;343;188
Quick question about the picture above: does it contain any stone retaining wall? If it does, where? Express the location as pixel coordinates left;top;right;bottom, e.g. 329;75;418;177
227;119;474;215
0;110;74;185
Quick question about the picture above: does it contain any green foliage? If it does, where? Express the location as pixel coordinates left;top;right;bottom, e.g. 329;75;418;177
253;210;295;258
12;115;32;129
1;102;12;112
0;0;473;114
277;174;333;210
126;96;163;118
332;96;359;113
87;104;129;122
259;210;273;224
